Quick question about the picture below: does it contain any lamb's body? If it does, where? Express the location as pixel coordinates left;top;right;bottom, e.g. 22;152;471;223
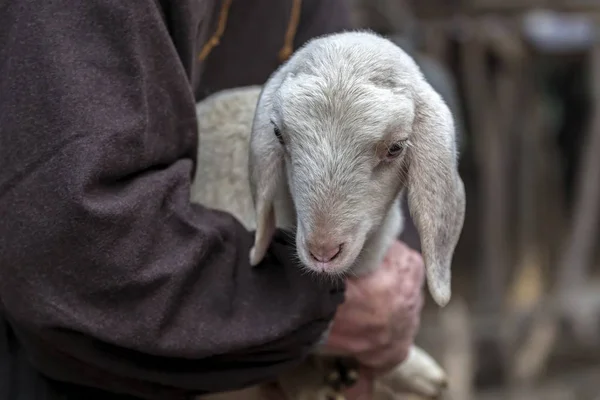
190;86;260;231
192;29;467;400
191;86;446;400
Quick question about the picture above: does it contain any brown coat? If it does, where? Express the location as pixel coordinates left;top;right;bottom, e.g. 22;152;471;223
0;0;351;398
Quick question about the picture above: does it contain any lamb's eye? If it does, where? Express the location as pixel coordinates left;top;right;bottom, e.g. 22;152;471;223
386;141;406;159
273;126;285;146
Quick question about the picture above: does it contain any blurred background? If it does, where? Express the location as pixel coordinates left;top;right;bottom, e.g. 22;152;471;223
346;0;600;399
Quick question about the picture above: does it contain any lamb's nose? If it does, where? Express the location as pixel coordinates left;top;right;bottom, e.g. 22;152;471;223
308;242;343;263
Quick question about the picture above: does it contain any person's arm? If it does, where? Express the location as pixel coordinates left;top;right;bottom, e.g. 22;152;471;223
0;0;344;398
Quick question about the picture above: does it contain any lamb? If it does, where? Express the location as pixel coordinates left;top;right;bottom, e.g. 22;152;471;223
191;30;466;400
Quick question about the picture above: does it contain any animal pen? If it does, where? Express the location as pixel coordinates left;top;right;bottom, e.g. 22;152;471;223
351;0;600;399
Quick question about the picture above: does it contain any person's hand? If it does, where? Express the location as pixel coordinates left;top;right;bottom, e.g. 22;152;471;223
260;240;425;400
324;239;425;376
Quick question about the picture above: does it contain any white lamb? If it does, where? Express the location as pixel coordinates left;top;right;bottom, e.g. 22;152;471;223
192;30;466;400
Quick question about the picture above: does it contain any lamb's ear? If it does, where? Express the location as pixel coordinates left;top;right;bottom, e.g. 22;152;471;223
406;81;466;307
248;104;283;267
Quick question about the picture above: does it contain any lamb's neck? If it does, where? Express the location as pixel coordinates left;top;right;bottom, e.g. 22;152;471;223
350;197;404;277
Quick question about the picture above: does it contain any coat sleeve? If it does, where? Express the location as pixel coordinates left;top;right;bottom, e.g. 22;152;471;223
0;0;344;397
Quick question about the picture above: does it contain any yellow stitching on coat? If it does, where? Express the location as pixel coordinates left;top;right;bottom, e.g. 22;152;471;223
198;0;233;61
278;0;302;62
198;0;302;63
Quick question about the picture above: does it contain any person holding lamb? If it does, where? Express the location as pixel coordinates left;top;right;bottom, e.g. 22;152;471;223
0;1;428;399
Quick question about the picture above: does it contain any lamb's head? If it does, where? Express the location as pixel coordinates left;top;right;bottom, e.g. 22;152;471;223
248;31;465;307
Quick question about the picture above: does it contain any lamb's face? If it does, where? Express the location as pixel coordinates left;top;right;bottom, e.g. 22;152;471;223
271;73;416;275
